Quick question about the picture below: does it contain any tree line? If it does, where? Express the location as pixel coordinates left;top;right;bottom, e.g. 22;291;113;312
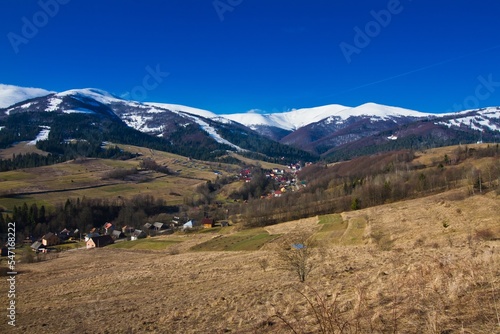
0;194;179;242
236;145;500;228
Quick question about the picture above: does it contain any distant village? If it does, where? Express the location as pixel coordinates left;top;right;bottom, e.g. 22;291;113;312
12;162;311;254
239;162;311;198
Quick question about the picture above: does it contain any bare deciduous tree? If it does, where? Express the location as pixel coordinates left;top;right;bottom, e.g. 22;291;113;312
279;239;315;282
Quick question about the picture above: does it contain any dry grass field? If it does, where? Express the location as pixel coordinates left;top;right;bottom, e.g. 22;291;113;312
0;143;241;211
1;187;499;334
0;142;49;159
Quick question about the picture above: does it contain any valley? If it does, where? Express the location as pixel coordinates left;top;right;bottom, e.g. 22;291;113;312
1;86;500;333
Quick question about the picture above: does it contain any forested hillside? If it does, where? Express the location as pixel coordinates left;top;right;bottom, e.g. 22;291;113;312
236;145;500;227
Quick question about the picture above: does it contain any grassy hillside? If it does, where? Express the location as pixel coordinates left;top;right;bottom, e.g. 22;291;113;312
1;187;499;333
0;143;242;212
1;143;499;333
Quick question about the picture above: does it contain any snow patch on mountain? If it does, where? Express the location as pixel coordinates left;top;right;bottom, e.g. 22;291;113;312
0;84;53;109
64;108;95;114
146;102;218;119
27;126;50;145
122;114;152;132
58;88;124;105
182;114;246;151
46;97;62;112
435;107;500;132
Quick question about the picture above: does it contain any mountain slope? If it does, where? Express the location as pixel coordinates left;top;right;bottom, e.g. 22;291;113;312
225;103;430;129
227;103;500;159
2;84;500;164
0;87;316;163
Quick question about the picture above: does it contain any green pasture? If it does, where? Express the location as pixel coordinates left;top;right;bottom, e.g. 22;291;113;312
190;228;279;251
313;214;347;244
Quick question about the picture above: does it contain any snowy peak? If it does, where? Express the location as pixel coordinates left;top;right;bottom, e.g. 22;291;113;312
225;104;351;131
3;83;500;162
0;84;53;108
336;103;432;120
224;102;430;131
57;88;125;104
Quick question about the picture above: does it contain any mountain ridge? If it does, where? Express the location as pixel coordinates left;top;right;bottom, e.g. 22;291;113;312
1;84;499;162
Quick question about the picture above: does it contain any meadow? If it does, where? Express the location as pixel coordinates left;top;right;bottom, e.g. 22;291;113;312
1;187;498;333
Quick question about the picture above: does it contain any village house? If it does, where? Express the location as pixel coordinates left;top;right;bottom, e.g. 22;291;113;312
183;220;194;230
130;229;147;241
239;168;252;182
30;241;46;253
86;235;114;249
111;230;126;240
201;218;214;229
103;222;115;235
122;225;135;234
41;232;60;247
85;227;100;241
153;222;165;231
59;228;74;241
272;168;284;175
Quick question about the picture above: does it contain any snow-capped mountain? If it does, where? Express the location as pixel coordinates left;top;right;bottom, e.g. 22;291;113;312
2;87;248;151
0;84;53;108
225;104;350;131
1;84;500;162
225;102;432;131
0;86;314;162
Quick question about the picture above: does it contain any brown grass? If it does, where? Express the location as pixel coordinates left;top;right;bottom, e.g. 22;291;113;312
0;141;49;159
1;188;499;333
0;145;239;210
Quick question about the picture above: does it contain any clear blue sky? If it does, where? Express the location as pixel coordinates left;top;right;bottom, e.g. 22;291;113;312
1;0;500;114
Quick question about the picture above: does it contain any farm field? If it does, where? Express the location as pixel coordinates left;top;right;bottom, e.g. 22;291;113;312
1;188;499;334
0;143;245;211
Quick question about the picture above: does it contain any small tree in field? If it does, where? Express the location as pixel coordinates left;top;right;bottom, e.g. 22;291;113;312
279;241;314;282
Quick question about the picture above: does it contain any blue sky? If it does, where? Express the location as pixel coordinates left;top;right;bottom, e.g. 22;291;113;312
1;0;500;114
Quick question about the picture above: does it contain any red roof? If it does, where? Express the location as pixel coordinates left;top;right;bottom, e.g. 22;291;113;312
201;218;214;225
